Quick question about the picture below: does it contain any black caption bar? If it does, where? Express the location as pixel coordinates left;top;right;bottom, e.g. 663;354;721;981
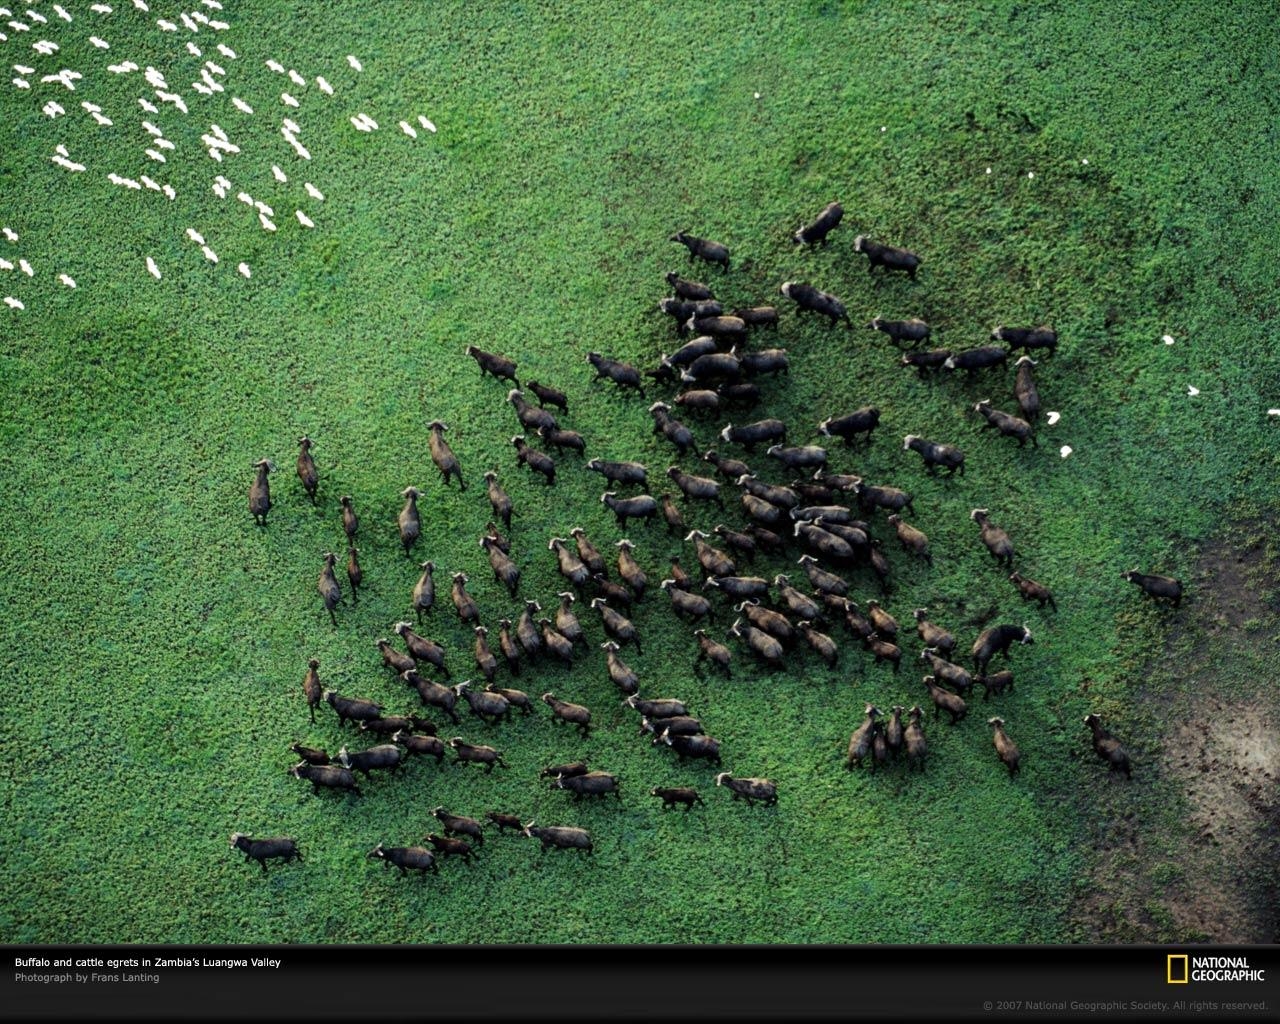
3;945;1276;1020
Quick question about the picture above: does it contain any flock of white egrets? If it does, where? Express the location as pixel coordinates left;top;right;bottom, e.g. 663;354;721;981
1;0;437;308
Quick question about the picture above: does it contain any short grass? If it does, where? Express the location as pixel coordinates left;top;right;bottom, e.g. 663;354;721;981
1;0;1277;944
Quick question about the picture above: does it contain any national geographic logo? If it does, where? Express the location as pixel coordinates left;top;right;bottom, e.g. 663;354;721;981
1168;955;1267;984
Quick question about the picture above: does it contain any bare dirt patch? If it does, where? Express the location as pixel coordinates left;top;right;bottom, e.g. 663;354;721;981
1162;694;1279;942
1074;528;1280;943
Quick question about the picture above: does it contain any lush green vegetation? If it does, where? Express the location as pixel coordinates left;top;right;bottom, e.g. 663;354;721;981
1;1;1276;944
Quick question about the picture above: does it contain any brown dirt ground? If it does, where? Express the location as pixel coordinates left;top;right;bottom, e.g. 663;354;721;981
1073;528;1280;943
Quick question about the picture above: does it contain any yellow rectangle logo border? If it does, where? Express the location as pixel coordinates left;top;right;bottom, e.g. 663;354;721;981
1168;954;1189;984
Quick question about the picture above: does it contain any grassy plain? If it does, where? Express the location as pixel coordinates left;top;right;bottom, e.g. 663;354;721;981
1;1;1276;943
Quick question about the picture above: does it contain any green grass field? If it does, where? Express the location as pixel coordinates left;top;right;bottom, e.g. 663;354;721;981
2;1;1277;944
